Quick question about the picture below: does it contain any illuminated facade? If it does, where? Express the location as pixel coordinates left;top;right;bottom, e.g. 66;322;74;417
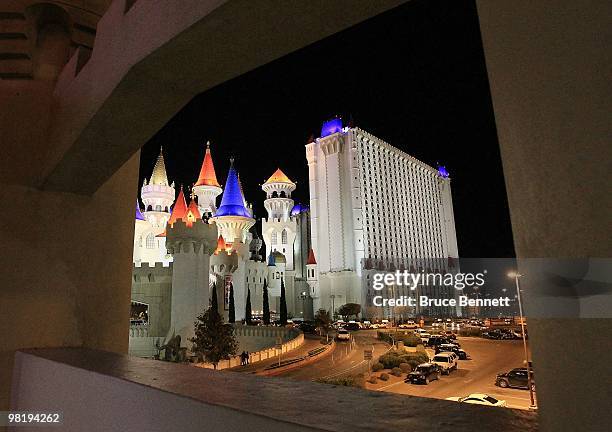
130;144;315;357
306;120;460;318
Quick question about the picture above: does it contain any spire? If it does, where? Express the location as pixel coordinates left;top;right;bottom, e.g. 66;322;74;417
195;141;221;187
264;168;294;185
214;235;227;254
185;198;202;227
215;161;252;218
150;147;169;186
306;248;317;265
135;200;145;221
168;187;188;227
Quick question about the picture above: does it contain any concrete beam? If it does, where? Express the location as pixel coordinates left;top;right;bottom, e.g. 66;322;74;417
476;1;611;431
42;0;406;194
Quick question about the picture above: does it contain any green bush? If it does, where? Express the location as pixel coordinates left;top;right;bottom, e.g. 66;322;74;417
416;344;426;352
372;362;384;372
379;373;390;381
315;376;360;387
391;367;402;377
399;362;412;373
378;350;430;370
401;333;422;347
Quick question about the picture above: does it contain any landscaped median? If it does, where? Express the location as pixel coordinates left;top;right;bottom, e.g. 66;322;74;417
259;339;336;376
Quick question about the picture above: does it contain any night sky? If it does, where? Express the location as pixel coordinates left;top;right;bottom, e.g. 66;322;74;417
139;0;516;259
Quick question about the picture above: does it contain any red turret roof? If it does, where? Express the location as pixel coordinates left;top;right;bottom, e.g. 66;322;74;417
306;248;317;265
185;199;201;227
195;142;221;187
168;188;188;227
214;235;227;254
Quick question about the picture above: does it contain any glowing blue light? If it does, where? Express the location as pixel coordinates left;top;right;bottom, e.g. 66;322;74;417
215;165;252;218
321;118;343;137
438;165;450;178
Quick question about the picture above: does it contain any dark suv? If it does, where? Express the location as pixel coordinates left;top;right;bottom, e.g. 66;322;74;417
436;343;468;360
406;363;442;385
427;336;450;347
496;368;535;391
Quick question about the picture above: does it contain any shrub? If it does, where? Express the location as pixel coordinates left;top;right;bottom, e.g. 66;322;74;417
401;333;422;347
399;362;412;373
379;373;390;381
378;349;429;369
367;376;378;384
391;367;402;377
416;344;426;352
315;376;362;387
372;362;384;372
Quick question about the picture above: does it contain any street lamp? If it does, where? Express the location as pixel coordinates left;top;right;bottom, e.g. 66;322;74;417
507;271;537;410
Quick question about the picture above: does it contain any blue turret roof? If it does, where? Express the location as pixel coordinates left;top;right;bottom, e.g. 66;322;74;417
135;200;146;221
215;162;252;218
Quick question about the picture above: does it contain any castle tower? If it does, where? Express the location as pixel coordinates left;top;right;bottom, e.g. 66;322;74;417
193;142;222;217
212;159;255;245
165;188;218;346
141;147;175;231
306;248;320;311
261;169;298;270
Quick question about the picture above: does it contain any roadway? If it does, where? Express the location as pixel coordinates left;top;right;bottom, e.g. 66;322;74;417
277;331;389;381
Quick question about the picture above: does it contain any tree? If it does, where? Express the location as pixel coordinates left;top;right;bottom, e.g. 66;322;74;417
262;279;270;325
228;282;235;323
190;307;238;369
210;282;218;315
245;288;252;325
314;308;332;339
338;303;361;320
279;278;287;325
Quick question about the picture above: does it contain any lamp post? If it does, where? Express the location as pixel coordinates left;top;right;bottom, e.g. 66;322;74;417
508;271;537;410
330;294;336;321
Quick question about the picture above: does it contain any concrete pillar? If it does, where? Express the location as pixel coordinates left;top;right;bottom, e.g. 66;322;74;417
476;2;611;430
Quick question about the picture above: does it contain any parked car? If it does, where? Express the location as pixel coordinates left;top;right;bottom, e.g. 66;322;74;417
427;336;450;347
446;393;507;407
431;352;458;374
414;328;428;335
440;330;457;340
436;343;468;360
399;321;418;329
405;363;442;384
336;329;350;341
496;368;535;391
344;322;361;331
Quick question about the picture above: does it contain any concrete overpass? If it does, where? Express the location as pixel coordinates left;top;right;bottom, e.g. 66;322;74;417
1;1;610;431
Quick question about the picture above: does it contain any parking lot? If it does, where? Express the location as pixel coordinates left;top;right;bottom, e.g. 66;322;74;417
371;336;536;410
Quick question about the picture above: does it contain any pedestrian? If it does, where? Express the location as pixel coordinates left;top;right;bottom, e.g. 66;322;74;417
245;351;250;365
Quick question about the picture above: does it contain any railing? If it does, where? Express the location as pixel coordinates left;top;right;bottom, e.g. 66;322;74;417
129;323;149;337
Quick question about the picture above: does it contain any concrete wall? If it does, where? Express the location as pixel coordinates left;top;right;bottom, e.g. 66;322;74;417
0;152;139;410
476;1;611;430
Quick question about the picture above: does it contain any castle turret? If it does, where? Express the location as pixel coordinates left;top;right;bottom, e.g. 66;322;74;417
306;248;319;301
212;159;255;245
165;188;218;346
193;142;222;217
142;147;175;231
262;168;297;270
